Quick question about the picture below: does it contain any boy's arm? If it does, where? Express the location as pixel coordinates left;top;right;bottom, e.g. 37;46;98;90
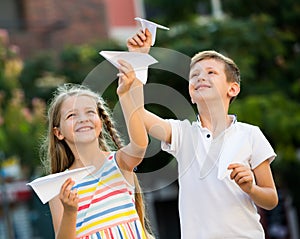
142;107;172;144
127;28;152;54
250;160;278;209
228;160;278;210
126;28;172;144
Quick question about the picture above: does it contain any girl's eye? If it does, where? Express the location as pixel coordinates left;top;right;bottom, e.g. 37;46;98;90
208;71;215;75
66;113;76;119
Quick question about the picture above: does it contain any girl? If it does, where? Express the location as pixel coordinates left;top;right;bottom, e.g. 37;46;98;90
41;61;154;239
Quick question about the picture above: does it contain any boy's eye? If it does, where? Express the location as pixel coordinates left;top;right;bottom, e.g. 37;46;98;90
190;73;199;78
87;110;97;114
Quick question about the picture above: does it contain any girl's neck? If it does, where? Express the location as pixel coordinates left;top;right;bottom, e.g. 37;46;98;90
69;141;108;170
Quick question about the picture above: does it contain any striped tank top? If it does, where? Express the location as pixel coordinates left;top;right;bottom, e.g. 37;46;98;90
73;152;147;239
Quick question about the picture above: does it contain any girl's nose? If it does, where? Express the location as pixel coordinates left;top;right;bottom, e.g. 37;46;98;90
78;114;89;123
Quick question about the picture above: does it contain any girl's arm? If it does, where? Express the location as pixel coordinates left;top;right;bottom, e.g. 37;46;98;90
116;60;148;171
228;160;278;210
49;178;78;239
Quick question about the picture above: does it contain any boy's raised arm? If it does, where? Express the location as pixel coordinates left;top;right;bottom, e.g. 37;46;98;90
127;28;152;54
126;28;172;144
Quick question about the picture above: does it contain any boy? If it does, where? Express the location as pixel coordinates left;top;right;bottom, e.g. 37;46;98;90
126;29;278;238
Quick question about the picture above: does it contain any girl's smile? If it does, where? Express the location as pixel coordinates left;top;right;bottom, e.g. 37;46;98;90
54;95;102;145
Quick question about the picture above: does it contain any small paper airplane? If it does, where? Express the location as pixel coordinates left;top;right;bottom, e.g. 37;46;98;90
99;51;158;84
134;17;169;46
27;165;95;204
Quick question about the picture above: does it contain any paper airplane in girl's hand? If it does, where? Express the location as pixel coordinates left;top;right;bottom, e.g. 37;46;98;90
99;51;158;84
134;17;169;46
27;165;95;204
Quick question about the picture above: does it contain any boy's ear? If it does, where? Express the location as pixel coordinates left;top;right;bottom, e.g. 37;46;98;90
228;82;240;98
191;97;195;104
53;127;64;140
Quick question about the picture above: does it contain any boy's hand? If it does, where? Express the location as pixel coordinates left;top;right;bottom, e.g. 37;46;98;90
127;28;152;54
117;59;138;96
59;178;78;213
228;163;254;194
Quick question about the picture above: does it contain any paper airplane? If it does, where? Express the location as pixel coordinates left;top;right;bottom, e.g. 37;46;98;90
217;132;251;180
99;51;158;84
134;17;169;46
27;165;95;204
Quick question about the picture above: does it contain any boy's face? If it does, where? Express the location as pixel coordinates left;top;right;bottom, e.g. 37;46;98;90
188;58;239;106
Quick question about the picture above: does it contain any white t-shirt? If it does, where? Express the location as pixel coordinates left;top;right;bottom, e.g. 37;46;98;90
161;116;276;239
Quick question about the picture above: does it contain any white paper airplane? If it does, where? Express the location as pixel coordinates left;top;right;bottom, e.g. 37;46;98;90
99;51;158;84
134;17;169;46
217;132;251;180
27;165;95;204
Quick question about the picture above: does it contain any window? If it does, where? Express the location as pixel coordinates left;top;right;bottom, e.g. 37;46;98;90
0;0;26;30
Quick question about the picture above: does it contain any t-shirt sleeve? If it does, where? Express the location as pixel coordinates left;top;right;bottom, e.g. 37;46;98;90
250;126;276;169
161;119;183;157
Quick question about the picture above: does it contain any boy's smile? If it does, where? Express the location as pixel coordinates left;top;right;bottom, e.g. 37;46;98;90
188;58;239;106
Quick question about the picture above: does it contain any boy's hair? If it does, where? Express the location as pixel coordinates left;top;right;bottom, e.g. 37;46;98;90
191;50;241;103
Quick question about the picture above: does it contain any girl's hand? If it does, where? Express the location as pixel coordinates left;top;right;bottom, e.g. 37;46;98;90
59;178;78;213
228;163;254;194
117;60;138;96
127;28;152;54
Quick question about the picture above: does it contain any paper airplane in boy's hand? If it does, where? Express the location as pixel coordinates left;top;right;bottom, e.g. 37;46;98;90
27;165;95;204
99;51;158;84
134;17;169;46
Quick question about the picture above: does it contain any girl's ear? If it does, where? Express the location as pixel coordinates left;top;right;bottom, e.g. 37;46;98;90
53;127;64;140
228;82;240;99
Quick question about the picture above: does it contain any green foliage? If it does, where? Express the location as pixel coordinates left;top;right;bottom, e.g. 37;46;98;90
19;52;58;102
1;0;300;215
2;90;46;169
0;40;22;98
0;34;46;174
59;40;122;84
144;1;300;215
152;15;295;102
144;0;205;24
230;93;300;149
223;0;300;35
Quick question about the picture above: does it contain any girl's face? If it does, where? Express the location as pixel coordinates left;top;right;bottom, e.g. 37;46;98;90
189;58;239;105
54;95;102;147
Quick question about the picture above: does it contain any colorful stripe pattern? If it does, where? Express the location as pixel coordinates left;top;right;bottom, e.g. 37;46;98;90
73;153;146;239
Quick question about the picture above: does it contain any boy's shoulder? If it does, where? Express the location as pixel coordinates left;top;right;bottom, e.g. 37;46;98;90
236;121;258;130
234;121;263;138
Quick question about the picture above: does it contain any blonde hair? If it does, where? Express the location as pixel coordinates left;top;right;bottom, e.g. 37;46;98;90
191;50;241;103
40;83;154;238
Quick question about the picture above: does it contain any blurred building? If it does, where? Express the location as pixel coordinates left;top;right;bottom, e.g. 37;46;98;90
0;0;145;58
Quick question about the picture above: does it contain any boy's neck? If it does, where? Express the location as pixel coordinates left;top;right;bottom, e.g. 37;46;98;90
197;103;232;137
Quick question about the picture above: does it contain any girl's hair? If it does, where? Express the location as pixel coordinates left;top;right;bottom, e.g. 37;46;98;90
40;83;154;238
191;50;241;103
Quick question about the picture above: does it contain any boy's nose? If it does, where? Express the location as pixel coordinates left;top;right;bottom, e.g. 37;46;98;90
197;74;206;82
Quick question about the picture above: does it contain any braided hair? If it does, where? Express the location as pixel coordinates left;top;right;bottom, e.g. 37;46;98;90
40;83;154;238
